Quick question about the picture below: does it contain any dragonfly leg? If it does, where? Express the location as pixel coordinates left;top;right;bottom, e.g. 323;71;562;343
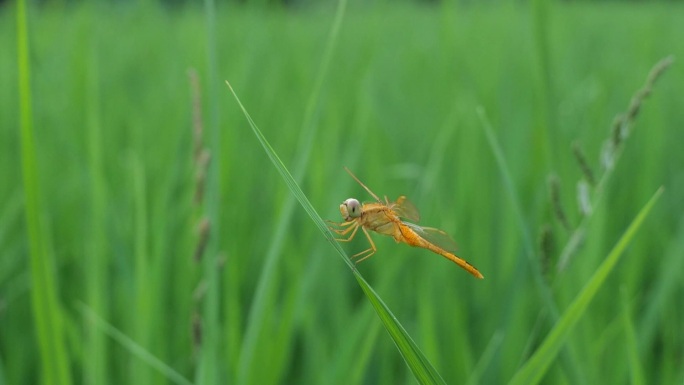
352;227;377;263
330;221;360;241
326;219;351;228
327;220;354;233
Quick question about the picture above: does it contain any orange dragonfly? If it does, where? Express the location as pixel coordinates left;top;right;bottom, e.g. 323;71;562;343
328;167;483;279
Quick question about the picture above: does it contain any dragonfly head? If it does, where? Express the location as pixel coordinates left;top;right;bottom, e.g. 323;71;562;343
340;198;362;221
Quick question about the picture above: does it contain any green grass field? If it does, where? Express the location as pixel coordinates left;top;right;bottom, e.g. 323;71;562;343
2;1;684;384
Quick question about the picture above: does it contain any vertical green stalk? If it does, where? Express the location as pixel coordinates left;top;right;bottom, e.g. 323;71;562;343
197;0;220;381
638;215;684;352
531;0;554;170
84;10;108;384
16;1;72;384
620;289;645;385
132;155;152;384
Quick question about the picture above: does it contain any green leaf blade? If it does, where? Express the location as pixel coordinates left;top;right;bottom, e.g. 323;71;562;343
509;187;664;385
16;1;72;384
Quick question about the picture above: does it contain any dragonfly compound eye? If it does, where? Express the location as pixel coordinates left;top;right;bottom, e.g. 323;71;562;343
344;198;361;219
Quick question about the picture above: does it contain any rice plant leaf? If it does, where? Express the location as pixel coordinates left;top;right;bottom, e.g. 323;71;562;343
16;1;72;384
508;186;663;385
226;81;446;385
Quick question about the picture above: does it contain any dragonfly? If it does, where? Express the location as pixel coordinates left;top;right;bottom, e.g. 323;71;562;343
328;167;484;279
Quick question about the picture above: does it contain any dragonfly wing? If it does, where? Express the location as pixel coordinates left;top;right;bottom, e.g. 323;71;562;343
403;222;459;253
393;196;420;222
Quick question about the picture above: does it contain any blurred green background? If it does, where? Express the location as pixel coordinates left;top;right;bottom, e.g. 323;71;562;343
2;0;684;384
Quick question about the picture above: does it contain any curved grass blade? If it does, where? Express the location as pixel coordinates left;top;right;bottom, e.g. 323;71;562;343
466;331;505;385
76;304;193;385
226;81;447;385
508;187;664;385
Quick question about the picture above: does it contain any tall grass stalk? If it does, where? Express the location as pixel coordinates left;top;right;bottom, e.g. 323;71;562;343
637;216;684;353
531;0;555;170
84;24;108;385
132;155;152;384
197;0;220;380
620;288;645;385
16;1;72;384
